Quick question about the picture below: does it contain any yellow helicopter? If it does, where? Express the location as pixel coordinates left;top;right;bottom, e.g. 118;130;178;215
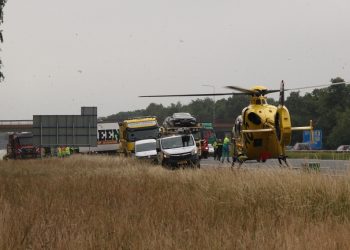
229;81;312;166
140;80;347;166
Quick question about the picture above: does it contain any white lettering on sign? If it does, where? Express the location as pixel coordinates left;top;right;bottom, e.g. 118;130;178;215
98;129;119;142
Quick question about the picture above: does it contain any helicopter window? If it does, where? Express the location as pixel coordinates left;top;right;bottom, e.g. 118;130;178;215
247;112;261;125
256;99;261;105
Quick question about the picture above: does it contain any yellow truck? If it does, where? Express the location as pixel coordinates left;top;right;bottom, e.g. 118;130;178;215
119;117;160;156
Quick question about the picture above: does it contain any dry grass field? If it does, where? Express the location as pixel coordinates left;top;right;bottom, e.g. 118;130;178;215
1;155;350;249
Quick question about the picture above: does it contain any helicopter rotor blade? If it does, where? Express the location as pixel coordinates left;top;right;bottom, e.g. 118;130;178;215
265;89;280;94
225;85;255;94
285;81;350;92
140;80;350;98
226;85;281;96
139;92;248;98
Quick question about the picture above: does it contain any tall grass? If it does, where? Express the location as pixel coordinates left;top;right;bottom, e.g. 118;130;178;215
1;155;350;249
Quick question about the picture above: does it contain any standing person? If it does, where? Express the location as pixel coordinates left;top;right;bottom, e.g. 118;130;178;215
61;147;66;157
216;139;223;161
65;146;71;157
57;147;62;158
231;138;238;166
222;135;230;163
213;140;218;159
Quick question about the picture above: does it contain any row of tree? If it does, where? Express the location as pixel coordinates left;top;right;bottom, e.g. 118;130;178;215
285;77;349;149
104;95;253;126
104;77;349;149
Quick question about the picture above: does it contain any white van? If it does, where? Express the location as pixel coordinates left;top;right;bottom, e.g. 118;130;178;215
157;134;200;168
135;139;157;159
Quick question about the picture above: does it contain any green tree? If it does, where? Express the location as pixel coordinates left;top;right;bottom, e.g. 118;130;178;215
285;77;349;148
327;109;350;149
186;98;214;122
215;95;249;122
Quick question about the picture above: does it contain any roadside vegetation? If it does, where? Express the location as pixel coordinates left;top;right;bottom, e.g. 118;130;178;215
1;156;350;249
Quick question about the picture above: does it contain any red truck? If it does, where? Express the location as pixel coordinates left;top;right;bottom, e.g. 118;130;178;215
5;132;41;159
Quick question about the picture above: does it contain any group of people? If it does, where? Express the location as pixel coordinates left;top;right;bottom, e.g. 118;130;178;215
212;135;237;165
56;146;73;157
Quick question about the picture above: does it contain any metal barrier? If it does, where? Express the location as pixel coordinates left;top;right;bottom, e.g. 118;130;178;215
0;120;33;126
0;120;33;132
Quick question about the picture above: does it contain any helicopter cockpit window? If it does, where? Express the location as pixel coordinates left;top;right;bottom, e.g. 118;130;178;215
255;99;267;105
247;112;262;125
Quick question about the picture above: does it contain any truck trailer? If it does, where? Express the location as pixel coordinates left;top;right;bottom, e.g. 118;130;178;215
79;122;120;154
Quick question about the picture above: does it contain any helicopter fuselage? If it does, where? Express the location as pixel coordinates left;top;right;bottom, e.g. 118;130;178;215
234;96;287;161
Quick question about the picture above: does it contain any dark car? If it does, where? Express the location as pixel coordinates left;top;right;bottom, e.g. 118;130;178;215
163;113;197;127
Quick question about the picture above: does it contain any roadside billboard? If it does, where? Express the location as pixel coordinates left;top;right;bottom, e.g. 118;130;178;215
32;107;97;147
303;129;322;150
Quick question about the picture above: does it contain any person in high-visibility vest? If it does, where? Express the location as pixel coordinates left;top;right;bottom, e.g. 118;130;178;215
221;135;231;163
230;138;237;166
61;147;66;157
213;140;218;160
57;147;62;158
216;139;223;161
65;146;70;157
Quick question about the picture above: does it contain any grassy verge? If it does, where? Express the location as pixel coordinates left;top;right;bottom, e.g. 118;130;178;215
1;155;350;249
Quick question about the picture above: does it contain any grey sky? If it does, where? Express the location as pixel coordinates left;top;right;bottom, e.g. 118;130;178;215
1;0;349;119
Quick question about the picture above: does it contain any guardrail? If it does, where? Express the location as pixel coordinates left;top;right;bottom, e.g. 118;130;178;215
287;150;350;153
0;120;33;126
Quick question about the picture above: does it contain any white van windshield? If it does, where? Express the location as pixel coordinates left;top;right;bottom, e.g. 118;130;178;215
161;135;195;149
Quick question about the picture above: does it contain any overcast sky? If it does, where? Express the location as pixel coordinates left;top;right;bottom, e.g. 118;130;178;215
1;0;349;119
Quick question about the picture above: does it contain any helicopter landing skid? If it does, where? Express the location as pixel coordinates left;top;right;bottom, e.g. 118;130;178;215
278;155;289;167
232;154;247;167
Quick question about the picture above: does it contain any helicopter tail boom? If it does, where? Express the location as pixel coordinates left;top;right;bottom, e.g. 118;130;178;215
291;126;312;131
242;128;274;133
291;120;314;143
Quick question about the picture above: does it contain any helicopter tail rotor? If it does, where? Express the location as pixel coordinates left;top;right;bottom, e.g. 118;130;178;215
275;82;291;156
